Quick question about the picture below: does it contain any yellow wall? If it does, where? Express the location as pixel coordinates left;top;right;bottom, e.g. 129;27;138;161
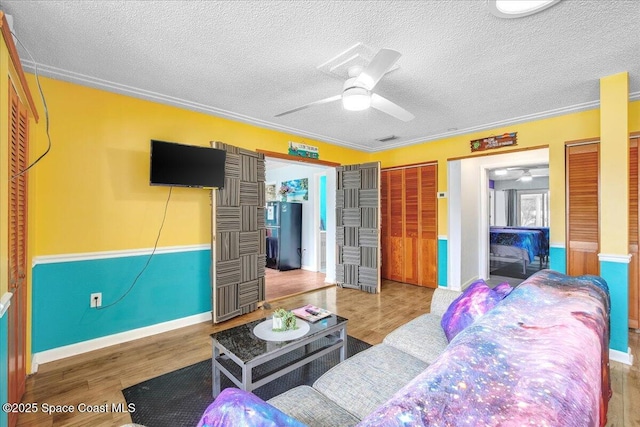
369;108;613;244
600;72;629;254
27;75;366;257
22;73;640;372
29;74;640;257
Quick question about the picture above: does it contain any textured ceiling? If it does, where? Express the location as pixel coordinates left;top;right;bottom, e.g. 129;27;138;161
1;0;638;152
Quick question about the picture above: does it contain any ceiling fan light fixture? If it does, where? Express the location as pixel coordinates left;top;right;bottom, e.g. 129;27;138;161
494;169;508;176
518;170;533;182
342;87;371;111
487;0;562;19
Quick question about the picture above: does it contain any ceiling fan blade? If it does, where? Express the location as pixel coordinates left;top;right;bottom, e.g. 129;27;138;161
275;94;341;117
354;49;401;91
370;93;415;122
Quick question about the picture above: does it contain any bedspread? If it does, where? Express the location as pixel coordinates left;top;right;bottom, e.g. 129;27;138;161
490;227;543;262
492;226;550;257
359;270;611;427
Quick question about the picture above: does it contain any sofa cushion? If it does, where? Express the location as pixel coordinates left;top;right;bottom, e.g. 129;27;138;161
440;279;501;341
493;282;514;298
267;385;360;427
312;343;428;420
429;288;464;317
383;313;449;364
197;388;305;427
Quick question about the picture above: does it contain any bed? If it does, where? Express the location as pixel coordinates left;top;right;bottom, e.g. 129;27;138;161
490;226;548;273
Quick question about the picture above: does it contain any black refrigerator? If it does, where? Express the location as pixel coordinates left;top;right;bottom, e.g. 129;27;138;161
265;201;303;270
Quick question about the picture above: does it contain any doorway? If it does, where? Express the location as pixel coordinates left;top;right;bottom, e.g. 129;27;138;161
264;158;334;300
487;164;550;281
447;148;550;289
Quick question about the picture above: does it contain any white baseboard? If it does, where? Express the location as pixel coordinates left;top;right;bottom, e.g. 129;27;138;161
609;347;634;365
31;311;212;373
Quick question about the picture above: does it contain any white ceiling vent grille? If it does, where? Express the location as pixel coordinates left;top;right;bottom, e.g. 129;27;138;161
376;135;399;143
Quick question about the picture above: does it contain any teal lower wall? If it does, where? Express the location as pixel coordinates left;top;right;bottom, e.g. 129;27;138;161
438;239;448;286
600;259;629;352
549;246;566;273
32;249;211;353
1;302;8;427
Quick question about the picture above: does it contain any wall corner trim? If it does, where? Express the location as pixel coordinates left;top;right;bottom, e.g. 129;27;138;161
549;242;566;249
0;292;12;318
30;311;212;373
598;253;632;263
609;347;634;366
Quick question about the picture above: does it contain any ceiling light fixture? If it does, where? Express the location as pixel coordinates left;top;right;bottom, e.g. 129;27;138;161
494;169;508;176
518;170;533;182
487;0;562;19
342;87;371;111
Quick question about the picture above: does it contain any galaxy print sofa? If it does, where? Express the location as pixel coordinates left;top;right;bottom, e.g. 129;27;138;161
197;270;611;427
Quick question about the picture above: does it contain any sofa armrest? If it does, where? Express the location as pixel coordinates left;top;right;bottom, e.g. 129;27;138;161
197;388;306;427
430;288;462;317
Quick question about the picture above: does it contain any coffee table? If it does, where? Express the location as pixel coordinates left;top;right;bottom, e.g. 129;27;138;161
211;314;348;396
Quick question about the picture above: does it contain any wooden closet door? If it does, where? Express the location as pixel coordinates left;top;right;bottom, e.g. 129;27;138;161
566;143;600;276
403;168;419;284
419;164;437;288
8;81;29;426
629;138;639;329
381;171;389;279
381;165;437;287
387;169;404;282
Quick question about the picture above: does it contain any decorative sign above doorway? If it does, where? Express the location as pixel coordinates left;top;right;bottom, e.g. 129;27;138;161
470;132;517;152
288;141;319;159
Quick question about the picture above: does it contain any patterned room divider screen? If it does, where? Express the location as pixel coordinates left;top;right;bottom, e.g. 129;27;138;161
335;162;381;294
211;142;266;323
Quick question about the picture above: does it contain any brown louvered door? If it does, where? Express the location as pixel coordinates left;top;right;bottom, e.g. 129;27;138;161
419;164;437;287
566;143;600;276
211;143;265;323
380;171;389;279
8;81;29;426
385;169;404;282
629;138;639;329
381;164;437;287
403;167;419;284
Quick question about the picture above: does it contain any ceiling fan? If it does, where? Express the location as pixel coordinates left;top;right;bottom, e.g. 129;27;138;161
275;49;415;122
492;165;548;181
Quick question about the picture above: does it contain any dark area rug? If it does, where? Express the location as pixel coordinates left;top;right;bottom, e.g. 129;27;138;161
123;335;371;427
490;259;546;279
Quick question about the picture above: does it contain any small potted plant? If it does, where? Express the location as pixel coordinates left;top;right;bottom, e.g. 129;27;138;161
272;308;298;332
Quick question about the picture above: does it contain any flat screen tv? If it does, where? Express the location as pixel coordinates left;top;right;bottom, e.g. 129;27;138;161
150;140;226;188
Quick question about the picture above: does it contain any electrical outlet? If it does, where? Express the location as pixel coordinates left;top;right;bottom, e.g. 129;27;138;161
90;292;102;308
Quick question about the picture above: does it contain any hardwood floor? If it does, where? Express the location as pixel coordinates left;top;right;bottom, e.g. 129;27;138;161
17;279;640;426
264;268;332;301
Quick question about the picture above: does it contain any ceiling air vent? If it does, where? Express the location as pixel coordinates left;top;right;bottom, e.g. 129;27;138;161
376;135;399;143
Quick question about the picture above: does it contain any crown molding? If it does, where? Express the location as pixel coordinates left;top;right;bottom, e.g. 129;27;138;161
21;60;640;154
20;60;363;151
